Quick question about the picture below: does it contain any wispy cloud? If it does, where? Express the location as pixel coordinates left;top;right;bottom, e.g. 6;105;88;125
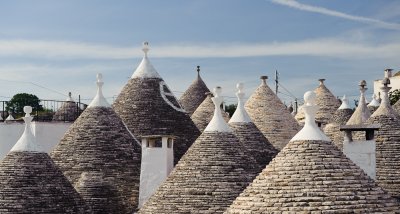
270;0;400;30
0;38;400;60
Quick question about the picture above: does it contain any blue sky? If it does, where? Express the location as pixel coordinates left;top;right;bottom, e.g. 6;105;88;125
0;0;399;106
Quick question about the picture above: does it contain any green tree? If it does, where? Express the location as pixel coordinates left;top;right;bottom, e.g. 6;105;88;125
6;93;43;115
225;104;237;117
389;89;400;105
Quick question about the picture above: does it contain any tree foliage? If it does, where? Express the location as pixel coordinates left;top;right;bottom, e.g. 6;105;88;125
6;93;43;114
389;89;400;106
225;104;237;117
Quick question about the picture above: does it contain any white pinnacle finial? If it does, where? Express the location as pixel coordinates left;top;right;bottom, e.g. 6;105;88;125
290;91;330;142
88;73;111;108
204;87;232;132
368;94;380;107
142;41;149;56
229;83;252;123
10;106;43;152
131;42;161;79
338;95;351;109
66;92;74;102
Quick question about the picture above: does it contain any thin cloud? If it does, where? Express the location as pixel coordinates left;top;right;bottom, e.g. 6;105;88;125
0;38;400;60
270;0;400;30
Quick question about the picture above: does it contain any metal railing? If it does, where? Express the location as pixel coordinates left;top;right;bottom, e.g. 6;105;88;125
0;99;87;122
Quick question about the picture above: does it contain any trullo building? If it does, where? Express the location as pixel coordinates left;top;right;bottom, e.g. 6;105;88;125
228;83;278;168
112;42;200;164
323;95;353;149
51;74;141;213
138;87;260;214
245;76;300;150
226;91;400;213
179;66;210;116
365;77;400;201
0;106;90;213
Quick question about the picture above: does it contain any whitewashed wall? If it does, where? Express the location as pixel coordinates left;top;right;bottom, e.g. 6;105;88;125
0;122;71;159
343;140;376;179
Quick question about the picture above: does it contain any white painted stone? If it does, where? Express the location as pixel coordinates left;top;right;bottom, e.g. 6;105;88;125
10;106;43;153
66;92;74;102
131;42;161;79
291;91;330;142
338;95;351;110
0;121;71;159
88;73;111;108
139;136;175;208
5;112;14;121
343;140;376;179
229;83;252;123
204;87;232;132
368;94;380;107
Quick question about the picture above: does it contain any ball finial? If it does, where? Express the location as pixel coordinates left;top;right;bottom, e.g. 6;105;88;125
304;91;317;105
24;106;32;114
142;41;149;54
236;82;244;91
97;73;103;82
214;86;222;97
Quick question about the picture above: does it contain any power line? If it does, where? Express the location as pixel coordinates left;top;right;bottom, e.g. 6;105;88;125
0;78;68;97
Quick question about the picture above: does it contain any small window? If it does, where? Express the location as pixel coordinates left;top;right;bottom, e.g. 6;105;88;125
147;138;163;148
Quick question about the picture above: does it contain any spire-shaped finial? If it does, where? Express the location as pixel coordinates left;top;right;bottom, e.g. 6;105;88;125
204;87;232;132
197;65;200;77
229;83;252;123
290;91;330;142
368;93;381;107
260;76;268;85
380;78;391;106
142;41;149;56
318;79;325;85
66;92;74;102
88;73;111;108
338;95;351;109
10;106;43;152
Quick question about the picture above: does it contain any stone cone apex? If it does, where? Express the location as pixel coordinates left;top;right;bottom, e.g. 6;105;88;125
51;76;142;212
53;92;80;121
11;106;43;152
346;80;371;125
131;42;161;79
191;91;230;132
138;130;260;214
5;112;14;121
204;87;231;132
245;76;300;150
113;42;200;165
291;91;330;142
88;73;111;108
313;78;341;125
225;93;400;213
323;95;354;149
229;83;278;168
365;77;400;200
368;93;381;114
75;172;127;214
179;65;210;116
0;110;90;213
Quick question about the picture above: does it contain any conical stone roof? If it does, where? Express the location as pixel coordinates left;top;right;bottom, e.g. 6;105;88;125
51;74;141;212
75;172;127;214
245;76;300;150
53;92;80;121
226;91;400;213
366;78;400;200
179;66;210;116
113;42;200;164
314;79;341;125
191;91;230;132
228;83;278;168
368;94;381;114
138;87;260;214
0;106;90;213
346;80;371;126
323;95;354;149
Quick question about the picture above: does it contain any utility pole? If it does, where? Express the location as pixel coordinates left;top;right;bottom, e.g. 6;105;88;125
275;70;279;95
